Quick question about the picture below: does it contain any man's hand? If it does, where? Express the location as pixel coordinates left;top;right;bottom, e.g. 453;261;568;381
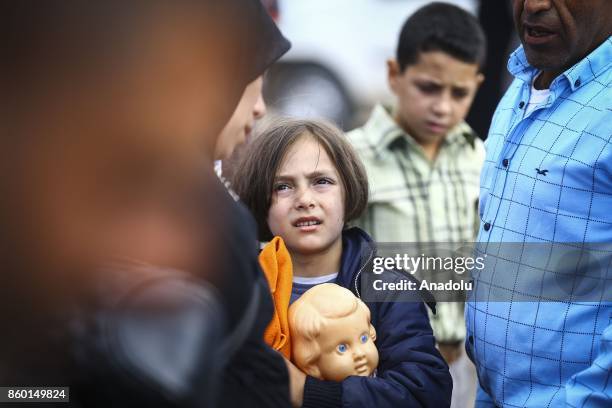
283;356;306;407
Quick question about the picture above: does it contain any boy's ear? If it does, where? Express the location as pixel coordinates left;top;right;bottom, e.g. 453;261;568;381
387;59;401;95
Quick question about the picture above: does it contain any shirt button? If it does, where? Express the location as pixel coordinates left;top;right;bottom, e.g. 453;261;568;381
518;101;525;109
575;78;581;87
502;158;509;167
484;222;491;231
469;335;474;345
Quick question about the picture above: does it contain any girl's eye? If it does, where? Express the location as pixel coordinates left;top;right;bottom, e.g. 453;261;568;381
337;344;348;353
273;183;291;192
315;177;333;185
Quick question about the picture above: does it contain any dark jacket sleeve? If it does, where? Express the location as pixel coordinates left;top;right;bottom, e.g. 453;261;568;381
303;301;452;408
216;195;291;407
220;275;291;408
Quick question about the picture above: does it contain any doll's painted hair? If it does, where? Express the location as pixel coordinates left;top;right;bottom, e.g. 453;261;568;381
288;283;376;371
232;118;369;242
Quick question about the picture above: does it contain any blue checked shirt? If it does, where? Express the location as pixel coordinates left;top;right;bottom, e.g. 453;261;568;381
467;38;612;407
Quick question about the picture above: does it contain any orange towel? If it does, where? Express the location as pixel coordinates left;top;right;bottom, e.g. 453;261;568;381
259;236;293;359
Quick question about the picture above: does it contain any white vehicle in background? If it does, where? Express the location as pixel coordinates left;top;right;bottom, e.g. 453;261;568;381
264;0;479;129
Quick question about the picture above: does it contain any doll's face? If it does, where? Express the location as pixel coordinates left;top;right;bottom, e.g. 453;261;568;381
311;309;378;381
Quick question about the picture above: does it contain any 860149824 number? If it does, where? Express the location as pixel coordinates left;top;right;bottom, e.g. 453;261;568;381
1;387;69;403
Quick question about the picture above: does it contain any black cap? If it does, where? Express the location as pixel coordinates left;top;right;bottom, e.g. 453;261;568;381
236;0;291;84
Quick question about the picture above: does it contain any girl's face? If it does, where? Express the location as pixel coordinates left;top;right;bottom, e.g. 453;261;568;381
267;135;345;257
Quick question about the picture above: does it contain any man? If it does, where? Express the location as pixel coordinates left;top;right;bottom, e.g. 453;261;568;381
466;1;611;406
0;1;290;406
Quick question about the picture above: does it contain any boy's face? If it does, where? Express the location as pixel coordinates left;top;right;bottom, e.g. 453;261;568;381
267;135;345;258
388;51;483;147
310;309;378;382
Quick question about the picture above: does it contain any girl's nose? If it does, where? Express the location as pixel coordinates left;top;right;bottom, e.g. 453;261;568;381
294;187;315;209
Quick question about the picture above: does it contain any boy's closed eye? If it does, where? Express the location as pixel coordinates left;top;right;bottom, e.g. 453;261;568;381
451;87;469;99
415;81;470;100
415;80;443;95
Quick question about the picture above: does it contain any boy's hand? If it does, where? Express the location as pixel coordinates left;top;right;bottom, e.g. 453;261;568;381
283;356;306;407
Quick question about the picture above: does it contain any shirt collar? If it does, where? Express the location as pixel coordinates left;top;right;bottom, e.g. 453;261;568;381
508;37;611;91
362;104;405;158
363;104;476;159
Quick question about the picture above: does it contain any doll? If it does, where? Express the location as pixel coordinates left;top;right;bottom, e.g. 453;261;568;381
288;283;378;381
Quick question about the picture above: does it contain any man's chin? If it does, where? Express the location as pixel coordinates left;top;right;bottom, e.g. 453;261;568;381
522;46;566;72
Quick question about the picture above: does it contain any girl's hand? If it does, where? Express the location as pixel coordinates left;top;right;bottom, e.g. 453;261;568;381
283;356;306;407
438;343;462;365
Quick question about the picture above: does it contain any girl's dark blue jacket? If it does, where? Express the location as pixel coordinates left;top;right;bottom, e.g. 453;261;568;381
302;227;452;408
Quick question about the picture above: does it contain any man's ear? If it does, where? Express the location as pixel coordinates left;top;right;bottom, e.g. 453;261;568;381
387;58;401;95
475;73;485;90
303;363;322;379
369;324;377;342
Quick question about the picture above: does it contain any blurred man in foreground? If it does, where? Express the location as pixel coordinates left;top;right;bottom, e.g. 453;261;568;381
0;1;290;406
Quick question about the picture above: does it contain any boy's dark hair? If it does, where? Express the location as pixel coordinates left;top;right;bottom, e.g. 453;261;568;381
232;118;369;242
396;2;486;71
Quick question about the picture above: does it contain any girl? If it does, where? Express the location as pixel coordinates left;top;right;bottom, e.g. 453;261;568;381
232;119;451;408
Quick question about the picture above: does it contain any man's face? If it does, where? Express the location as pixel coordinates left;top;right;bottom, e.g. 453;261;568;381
312;310;378;382
388;51;483;147
214;76;267;160
6;9;244;282
514;0;612;73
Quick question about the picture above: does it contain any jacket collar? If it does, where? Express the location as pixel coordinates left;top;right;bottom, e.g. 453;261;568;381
337;227;437;312
336;227;375;293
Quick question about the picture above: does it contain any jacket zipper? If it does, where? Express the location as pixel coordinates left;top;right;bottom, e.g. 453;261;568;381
353;244;375;299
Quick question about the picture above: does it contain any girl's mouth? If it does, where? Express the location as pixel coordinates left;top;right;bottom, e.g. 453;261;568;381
293;217;322;231
295;220;321;227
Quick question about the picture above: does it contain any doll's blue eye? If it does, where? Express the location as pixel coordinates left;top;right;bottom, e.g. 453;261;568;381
337;344;348;353
360;334;368;343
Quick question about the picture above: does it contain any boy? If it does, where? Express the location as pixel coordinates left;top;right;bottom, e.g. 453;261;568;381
347;3;486;407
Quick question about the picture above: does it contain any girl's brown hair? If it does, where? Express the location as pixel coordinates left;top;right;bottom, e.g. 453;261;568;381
232;118;368;242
